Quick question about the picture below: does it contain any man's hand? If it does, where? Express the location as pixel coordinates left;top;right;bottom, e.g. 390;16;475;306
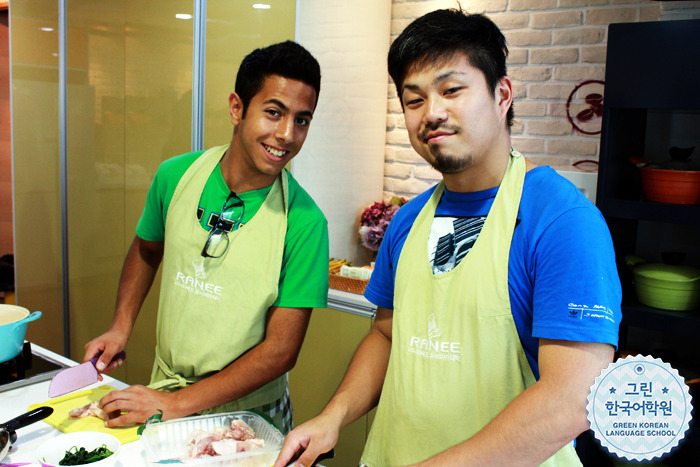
274;413;341;467
83;329;128;379
99;386;182;427
274;306;394;467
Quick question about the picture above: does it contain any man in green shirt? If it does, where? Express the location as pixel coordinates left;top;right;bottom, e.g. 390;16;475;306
83;41;328;434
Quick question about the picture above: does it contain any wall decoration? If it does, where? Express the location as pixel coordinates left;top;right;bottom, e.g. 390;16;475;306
566;79;605;135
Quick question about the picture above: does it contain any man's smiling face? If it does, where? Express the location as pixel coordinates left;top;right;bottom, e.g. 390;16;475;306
230;74;316;182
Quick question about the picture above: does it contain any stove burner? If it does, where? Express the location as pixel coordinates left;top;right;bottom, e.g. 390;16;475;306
0;341;69;393
0;341;32;384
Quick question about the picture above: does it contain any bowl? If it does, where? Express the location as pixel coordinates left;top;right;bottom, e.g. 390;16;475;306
632;263;700;311
639;167;700;205
36;432;120;467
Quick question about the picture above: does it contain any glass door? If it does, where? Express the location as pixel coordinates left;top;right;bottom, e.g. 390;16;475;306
11;0;296;384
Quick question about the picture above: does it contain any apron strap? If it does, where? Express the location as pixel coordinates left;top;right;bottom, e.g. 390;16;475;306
149;352;198;391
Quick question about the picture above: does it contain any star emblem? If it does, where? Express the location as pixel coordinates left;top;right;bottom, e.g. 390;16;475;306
662;387;669;394
610;387;617;394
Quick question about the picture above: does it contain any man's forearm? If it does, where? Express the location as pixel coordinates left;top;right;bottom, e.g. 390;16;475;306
413;340;613;467
169;336;298;417
84;236;163;368
167;306;312;418
414;375;584;467
110;236;162;334
320;307;393;430
179;308;392;427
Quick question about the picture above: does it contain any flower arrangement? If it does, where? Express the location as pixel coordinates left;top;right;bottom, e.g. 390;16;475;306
359;196;408;251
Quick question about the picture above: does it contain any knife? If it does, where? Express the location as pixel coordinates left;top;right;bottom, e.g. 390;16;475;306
286;448;335;467
48;351;126;398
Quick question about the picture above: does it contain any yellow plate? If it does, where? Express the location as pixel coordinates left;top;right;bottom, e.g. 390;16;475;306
28;385;140;444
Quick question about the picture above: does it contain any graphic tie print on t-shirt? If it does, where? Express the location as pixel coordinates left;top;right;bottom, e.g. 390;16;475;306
429;215;521;276
428;215;486;275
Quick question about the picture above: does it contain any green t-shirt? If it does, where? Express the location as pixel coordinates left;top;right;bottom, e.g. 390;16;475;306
136;150;329;308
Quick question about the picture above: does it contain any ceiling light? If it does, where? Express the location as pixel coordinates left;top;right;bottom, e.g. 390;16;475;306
253;4;271;9
41;27;54;32
175;13;193;20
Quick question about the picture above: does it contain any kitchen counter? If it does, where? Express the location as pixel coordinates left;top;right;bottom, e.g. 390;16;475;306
327;288;376;318
0;344;149;465
0;296;372;466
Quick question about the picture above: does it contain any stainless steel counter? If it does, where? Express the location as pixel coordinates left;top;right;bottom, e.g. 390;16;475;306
327;288;376;318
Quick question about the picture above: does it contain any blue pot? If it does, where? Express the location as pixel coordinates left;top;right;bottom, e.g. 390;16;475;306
0;305;42;362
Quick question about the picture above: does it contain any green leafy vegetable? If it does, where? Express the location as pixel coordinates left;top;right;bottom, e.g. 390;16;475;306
137;408;164;435
58;444;114;465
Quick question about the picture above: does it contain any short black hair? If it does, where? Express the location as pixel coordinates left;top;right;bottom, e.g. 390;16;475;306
235;40;321;116
388;9;513;127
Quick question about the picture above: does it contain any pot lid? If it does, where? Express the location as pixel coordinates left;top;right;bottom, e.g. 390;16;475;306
634;263;700;283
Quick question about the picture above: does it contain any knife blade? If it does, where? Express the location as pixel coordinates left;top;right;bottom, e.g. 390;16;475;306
48;351;126;398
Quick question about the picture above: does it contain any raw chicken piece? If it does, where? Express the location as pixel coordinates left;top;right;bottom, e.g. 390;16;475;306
210;439;242;455
238;438;265;451
227;419;256;440
209;438;265;455
185;418;265;459
187;430;220;458
68;401;107;421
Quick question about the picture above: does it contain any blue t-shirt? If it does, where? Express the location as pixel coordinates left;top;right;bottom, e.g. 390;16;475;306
364;166;621;379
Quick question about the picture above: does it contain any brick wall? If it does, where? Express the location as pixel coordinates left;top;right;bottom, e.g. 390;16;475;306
384;0;700;197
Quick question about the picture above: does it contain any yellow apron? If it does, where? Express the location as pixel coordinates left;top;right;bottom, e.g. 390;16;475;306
362;151;581;466
149;145;288;413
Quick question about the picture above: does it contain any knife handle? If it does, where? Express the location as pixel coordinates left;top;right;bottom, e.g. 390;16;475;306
90;350;127;367
3;406;54;433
